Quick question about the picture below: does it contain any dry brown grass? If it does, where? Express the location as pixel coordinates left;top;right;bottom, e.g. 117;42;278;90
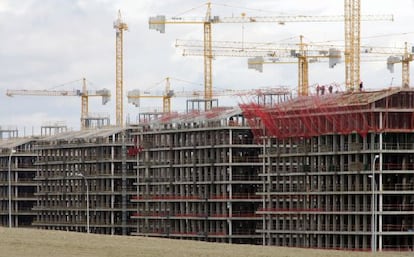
0;227;412;257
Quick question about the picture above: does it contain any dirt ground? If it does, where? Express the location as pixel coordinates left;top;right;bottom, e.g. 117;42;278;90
0;227;412;257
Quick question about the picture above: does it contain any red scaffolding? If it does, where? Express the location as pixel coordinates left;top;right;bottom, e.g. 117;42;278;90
241;87;414;139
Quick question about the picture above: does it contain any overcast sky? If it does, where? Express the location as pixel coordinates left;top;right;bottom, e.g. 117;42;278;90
1;0;414;135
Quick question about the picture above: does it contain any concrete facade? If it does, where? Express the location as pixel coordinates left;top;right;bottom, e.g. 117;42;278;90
130;107;263;244
0;138;38;227
32;128;136;235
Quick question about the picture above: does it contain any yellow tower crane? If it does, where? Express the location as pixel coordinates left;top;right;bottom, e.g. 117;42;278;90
114;10;128;127
6;78;111;129
128;77;174;113
249;44;410;91
386;42;414;88
127;77;289;113
250;35;342;97
150;2;392;105
127;77;214;113
177;37;342;96
178;36;407;95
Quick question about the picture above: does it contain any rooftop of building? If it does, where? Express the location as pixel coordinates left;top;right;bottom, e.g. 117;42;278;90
139;106;244;126
0;126;135;150
34;126;135;145
248;86;411;112
0;137;40;151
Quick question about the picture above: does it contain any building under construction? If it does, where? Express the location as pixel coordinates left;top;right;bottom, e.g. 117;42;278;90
130;107;263;244
0;135;38;227
32;128;136;235
2;86;414;251
241;87;414;251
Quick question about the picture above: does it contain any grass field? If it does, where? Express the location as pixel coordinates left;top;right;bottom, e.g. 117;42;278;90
0;227;412;257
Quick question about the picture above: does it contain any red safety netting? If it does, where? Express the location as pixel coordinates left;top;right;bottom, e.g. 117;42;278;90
239;103;264;141
240;88;414;140
238;89;293;141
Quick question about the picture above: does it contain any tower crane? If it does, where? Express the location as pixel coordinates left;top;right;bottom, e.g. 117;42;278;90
127;77;219;113
177;36;342;96
386;42;414;87
149;2;392;109
114;10;128;127
248;43;409;89
127;77;204;113
128;77;174;113
178;36;408;94
127;77;290;113
6;78;111;129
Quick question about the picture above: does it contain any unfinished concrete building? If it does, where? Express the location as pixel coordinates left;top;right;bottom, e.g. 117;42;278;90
0;137;38;227
2;85;414;252
130;107;263;244
33;128;136;235
241;87;414;251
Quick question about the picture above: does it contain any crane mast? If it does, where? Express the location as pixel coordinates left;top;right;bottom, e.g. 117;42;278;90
402;42;412;87
204;3;213;110
344;0;361;91
298;35;309;96
114;10;128;127
81;77;88;128
163;77;172;113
